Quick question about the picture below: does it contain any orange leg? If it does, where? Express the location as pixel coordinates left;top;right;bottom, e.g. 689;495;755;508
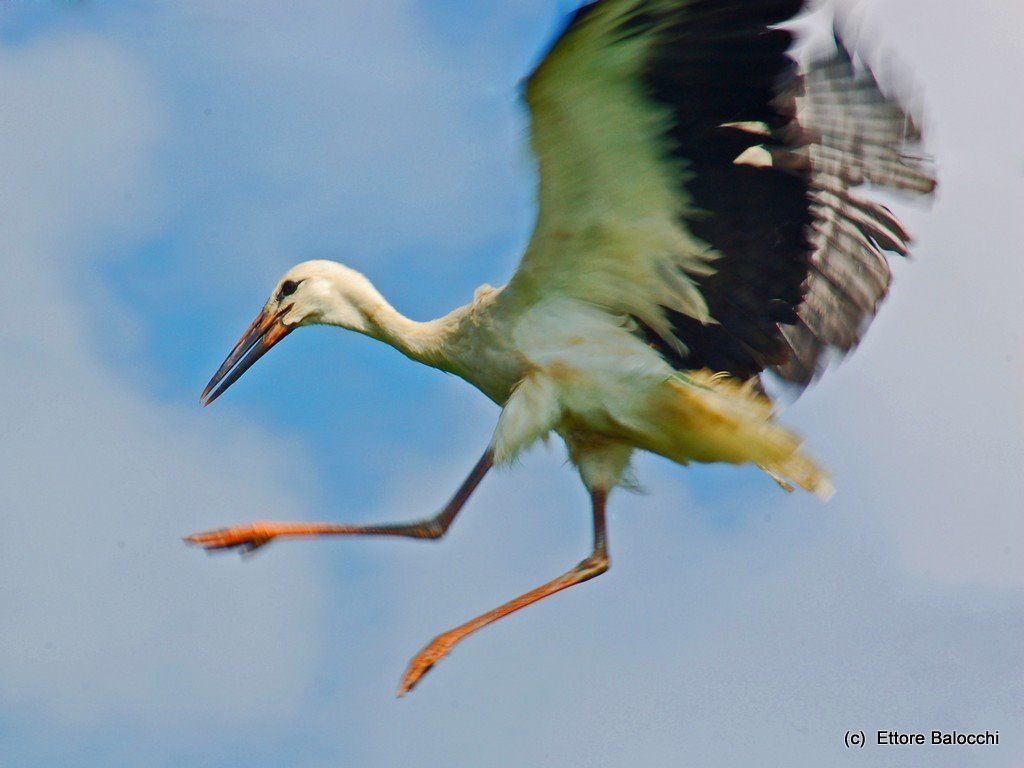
397;488;609;696
185;450;493;554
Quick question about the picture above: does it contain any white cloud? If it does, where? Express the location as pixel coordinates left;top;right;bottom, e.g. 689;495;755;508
126;0;538;291
314;455;1024;768
0;35;327;729
788;0;1024;588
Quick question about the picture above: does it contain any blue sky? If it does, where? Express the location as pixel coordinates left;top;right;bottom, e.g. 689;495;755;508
1;1;1022;766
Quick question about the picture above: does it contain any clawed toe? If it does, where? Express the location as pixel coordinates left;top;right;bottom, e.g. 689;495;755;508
184;524;274;555
397;636;455;697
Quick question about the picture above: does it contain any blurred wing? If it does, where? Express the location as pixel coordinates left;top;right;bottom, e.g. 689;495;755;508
772;41;935;385
504;0;935;388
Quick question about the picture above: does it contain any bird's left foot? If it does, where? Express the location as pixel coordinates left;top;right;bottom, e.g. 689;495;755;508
397;633;458;697
184;522;277;554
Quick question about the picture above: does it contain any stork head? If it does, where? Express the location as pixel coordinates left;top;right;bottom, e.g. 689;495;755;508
201;260;381;406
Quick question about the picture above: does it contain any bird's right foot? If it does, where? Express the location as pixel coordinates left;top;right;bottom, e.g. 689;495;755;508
184;522;277;554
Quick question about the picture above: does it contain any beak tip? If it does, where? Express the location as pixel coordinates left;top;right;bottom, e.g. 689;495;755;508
201;307;292;409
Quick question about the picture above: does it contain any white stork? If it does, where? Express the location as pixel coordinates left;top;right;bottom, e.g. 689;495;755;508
186;0;935;695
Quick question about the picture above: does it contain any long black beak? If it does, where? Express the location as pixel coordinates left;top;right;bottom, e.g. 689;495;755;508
201;305;294;406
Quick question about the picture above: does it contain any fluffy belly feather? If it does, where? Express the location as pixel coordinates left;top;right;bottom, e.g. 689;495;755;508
492;358;831;497
474;297;830;496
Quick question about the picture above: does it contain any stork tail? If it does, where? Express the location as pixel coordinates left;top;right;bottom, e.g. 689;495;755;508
655;371;833;499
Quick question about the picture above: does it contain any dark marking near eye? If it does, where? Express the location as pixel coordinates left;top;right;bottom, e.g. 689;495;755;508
278;280;301;301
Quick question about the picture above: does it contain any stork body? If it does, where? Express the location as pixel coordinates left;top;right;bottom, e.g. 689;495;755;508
187;0;935;695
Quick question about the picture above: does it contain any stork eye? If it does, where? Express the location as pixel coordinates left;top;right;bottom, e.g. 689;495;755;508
278;280;300;300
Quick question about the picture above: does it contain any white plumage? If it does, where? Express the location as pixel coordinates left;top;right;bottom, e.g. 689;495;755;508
187;0;935;695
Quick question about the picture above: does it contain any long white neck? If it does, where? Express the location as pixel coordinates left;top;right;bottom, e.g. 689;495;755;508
316;267;454;369
361;296;453;368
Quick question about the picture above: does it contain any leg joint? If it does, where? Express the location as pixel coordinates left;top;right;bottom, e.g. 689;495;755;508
412;518;447;540
576;552;610;580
